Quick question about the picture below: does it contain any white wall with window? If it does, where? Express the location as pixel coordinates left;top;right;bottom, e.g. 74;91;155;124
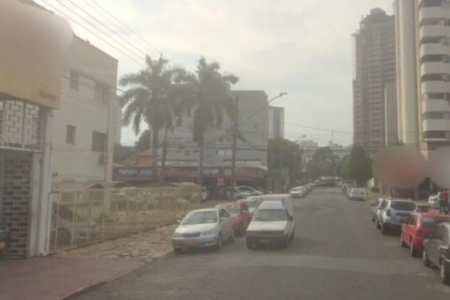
51;36;118;182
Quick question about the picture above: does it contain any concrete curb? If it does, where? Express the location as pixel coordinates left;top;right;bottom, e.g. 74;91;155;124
60;263;145;300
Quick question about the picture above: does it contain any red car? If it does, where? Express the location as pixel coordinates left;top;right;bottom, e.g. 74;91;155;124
400;212;450;257
215;202;252;236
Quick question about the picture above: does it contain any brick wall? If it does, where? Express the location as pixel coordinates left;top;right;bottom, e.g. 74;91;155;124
0;151;32;257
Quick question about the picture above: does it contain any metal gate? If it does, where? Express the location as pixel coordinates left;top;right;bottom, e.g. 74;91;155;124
0;99;43;257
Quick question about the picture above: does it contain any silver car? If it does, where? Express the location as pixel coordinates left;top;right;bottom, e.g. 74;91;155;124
172;208;235;254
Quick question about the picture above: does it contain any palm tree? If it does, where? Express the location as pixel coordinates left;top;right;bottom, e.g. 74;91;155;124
180;57;239;185
119;55;185;181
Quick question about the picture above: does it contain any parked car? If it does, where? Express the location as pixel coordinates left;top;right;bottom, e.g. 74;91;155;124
225;187;252;200
349;188;365;201
370;198;385;222
290;186;307;198
401;212;450;257
423;222;450;284
235;186;264;196
172;208;234;254
246;198;295;249
216;202;252;236
375;199;417;235
428;192;441;210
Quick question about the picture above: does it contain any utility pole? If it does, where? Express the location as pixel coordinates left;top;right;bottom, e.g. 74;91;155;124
231;96;239;193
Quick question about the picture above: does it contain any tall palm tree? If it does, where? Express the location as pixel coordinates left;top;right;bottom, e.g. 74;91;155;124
180;57;239;185
119;55;185;181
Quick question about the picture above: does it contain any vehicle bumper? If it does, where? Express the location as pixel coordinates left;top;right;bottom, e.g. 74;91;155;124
291;193;303;198
247;235;287;246
172;235;218;249
383;222;403;230
350;197;363;201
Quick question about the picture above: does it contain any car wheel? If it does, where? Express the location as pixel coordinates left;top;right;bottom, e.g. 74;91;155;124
409;240;419;257
280;237;289;249
214;234;222;251
229;229;235;242
173;248;183;255
441;260;450;285
290;229;295;240
380;223;388;235
375;220;381;229
400;234;407;248
423;250;431;268
246;239;254;250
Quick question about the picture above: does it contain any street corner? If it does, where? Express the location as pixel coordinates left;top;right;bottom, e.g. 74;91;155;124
57;224;177;264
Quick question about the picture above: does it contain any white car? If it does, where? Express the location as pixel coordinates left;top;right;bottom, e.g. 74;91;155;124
246;196;295;249
172;208;235;254
428;192;441;209
235;186;264;196
290;186;306;198
349;188;365;201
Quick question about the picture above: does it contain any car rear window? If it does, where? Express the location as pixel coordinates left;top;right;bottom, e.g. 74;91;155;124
420;217;450;229
390;201;416;211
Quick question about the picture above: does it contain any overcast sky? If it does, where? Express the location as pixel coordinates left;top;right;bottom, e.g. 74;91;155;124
36;0;394;147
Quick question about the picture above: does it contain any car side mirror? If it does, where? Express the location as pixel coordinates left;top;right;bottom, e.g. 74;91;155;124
288;216;294;221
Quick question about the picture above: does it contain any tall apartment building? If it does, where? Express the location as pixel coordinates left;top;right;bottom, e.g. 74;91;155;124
396;0;450;157
352;8;396;154
268;106;284;139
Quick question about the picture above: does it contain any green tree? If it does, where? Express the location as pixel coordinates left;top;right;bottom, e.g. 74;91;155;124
119;55;185;181
346;146;372;186
113;144;134;164
135;129;150;151
180;57;239;185
306;147;337;179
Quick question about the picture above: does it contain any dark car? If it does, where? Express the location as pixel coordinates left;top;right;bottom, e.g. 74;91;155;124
423;222;450;284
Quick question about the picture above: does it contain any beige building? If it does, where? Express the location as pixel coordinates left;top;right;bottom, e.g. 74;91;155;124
352;8;396;155
384;81;398;147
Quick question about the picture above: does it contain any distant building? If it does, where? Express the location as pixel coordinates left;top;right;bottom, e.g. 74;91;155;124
154;90;269;167
298;140;319;149
352;8;396;154
384;81;398;147
268;106;284;139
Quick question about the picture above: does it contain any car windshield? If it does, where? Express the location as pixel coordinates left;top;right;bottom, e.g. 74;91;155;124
181;211;218;225
390;201;416;211
217;204;239;214
291;187;302;191
253;209;287;221
420;217;450;229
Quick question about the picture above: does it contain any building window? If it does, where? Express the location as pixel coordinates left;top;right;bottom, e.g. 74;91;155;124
184;150;190;155
95;83;109;104
66;125;76;144
91;131;107;152
217;149;232;156
70;71;79;90
423;131;447;139
424;112;445;119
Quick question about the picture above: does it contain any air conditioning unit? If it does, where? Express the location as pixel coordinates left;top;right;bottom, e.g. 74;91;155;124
99;153;108;164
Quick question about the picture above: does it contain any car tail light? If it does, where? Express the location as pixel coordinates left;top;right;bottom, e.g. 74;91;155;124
386;209;391;216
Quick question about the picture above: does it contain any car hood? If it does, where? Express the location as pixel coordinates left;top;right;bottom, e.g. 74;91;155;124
175;223;217;234
290;190;304;194
247;221;288;231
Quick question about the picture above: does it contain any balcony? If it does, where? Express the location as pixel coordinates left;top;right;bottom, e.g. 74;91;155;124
419;7;444;21
420;43;450;56
421;62;450;75
422;99;450;113
422;81;450;94
420;25;450;41
422;118;450;131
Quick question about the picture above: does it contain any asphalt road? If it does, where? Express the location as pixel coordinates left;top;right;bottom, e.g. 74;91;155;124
72;188;450;300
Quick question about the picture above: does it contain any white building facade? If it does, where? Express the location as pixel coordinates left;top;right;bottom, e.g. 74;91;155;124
51;36;118;182
396;0;450;155
157;90;269;167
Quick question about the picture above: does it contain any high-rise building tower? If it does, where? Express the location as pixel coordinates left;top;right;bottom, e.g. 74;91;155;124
352;8;396;155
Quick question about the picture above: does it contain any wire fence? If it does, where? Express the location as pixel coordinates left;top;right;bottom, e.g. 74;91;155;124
48;186;202;253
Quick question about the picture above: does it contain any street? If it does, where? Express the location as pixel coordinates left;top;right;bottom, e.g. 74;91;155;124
71;189;450;300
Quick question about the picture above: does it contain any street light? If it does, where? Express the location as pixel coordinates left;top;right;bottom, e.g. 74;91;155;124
268;92;288;104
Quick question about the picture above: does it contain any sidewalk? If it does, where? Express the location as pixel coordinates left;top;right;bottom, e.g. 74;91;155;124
0;257;144;300
0;200;225;300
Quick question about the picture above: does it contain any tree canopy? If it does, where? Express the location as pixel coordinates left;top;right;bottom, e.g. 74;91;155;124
306;147;338;179
335;146;372;186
